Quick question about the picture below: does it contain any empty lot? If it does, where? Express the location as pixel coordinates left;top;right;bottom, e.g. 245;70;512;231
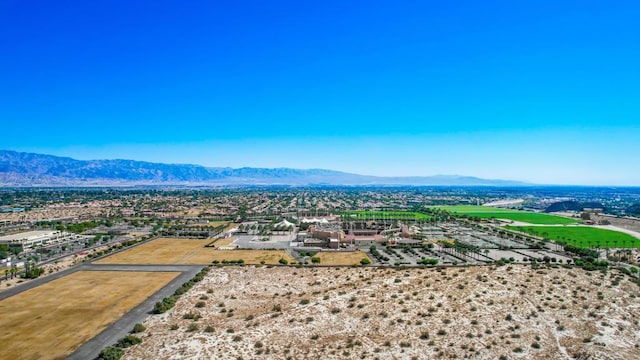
0;270;178;360
96;238;210;264
97;237;295;265
123;265;640;360
314;251;371;265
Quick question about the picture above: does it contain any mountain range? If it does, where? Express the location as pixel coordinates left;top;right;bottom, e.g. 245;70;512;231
0;150;528;187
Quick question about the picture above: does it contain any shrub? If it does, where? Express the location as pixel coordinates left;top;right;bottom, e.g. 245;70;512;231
98;346;124;360
152;267;210;314
360;258;372;265
183;312;199;320
279;258;288;265
117;335;142;348
132;323;146;333
195;301;206;308
419;258;438;266
153;295;177;314
311;257;321;264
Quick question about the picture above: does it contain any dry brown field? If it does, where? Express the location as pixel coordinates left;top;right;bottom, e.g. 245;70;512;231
97;237;294;265
314;251;371;265
123;265;640;360
0;271;178;360
96;238;210;264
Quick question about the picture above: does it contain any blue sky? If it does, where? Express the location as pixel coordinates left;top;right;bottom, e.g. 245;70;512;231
1;1;638;185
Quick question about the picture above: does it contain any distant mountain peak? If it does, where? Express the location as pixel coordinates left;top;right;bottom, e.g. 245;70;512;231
0;150;529;187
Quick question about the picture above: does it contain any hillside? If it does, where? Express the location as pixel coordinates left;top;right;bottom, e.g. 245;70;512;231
544;201;606;213
0;150;528;187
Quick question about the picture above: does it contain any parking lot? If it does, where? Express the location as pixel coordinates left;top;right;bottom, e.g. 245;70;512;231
233;233;295;249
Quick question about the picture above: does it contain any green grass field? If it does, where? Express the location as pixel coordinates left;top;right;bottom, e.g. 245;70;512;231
433;205;512;213
506;225;640;248
434;205;578;225
342;211;431;220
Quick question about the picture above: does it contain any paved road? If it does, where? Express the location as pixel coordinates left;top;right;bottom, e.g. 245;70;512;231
0;263;200;301
0;263;87;301
68;264;204;360
82;263;202;272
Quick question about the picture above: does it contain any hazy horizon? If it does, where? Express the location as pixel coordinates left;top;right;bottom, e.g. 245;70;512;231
2;1;639;186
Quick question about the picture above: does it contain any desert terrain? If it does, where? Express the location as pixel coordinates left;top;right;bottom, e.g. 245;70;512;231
123;265;640;360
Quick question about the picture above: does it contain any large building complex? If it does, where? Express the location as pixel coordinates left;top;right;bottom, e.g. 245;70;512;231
0;230;87;251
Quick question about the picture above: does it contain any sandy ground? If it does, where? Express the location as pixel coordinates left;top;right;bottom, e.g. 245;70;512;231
123;265;640;360
0;271;179;360
592;215;640;233
212;237;237;248
499;220;543;227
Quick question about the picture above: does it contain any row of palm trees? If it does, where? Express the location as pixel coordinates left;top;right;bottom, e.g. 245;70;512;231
3;267;20;280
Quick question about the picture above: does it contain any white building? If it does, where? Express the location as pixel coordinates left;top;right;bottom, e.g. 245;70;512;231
0;230;86;251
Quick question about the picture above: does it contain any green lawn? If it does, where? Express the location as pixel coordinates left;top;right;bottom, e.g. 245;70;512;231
434;205;578;225
506;225;640;248
342;211;431;220
434;205;512;213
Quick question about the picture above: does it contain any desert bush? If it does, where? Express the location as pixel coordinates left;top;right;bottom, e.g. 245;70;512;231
131;323;146;333
98;346;124;360
117;335;142;348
